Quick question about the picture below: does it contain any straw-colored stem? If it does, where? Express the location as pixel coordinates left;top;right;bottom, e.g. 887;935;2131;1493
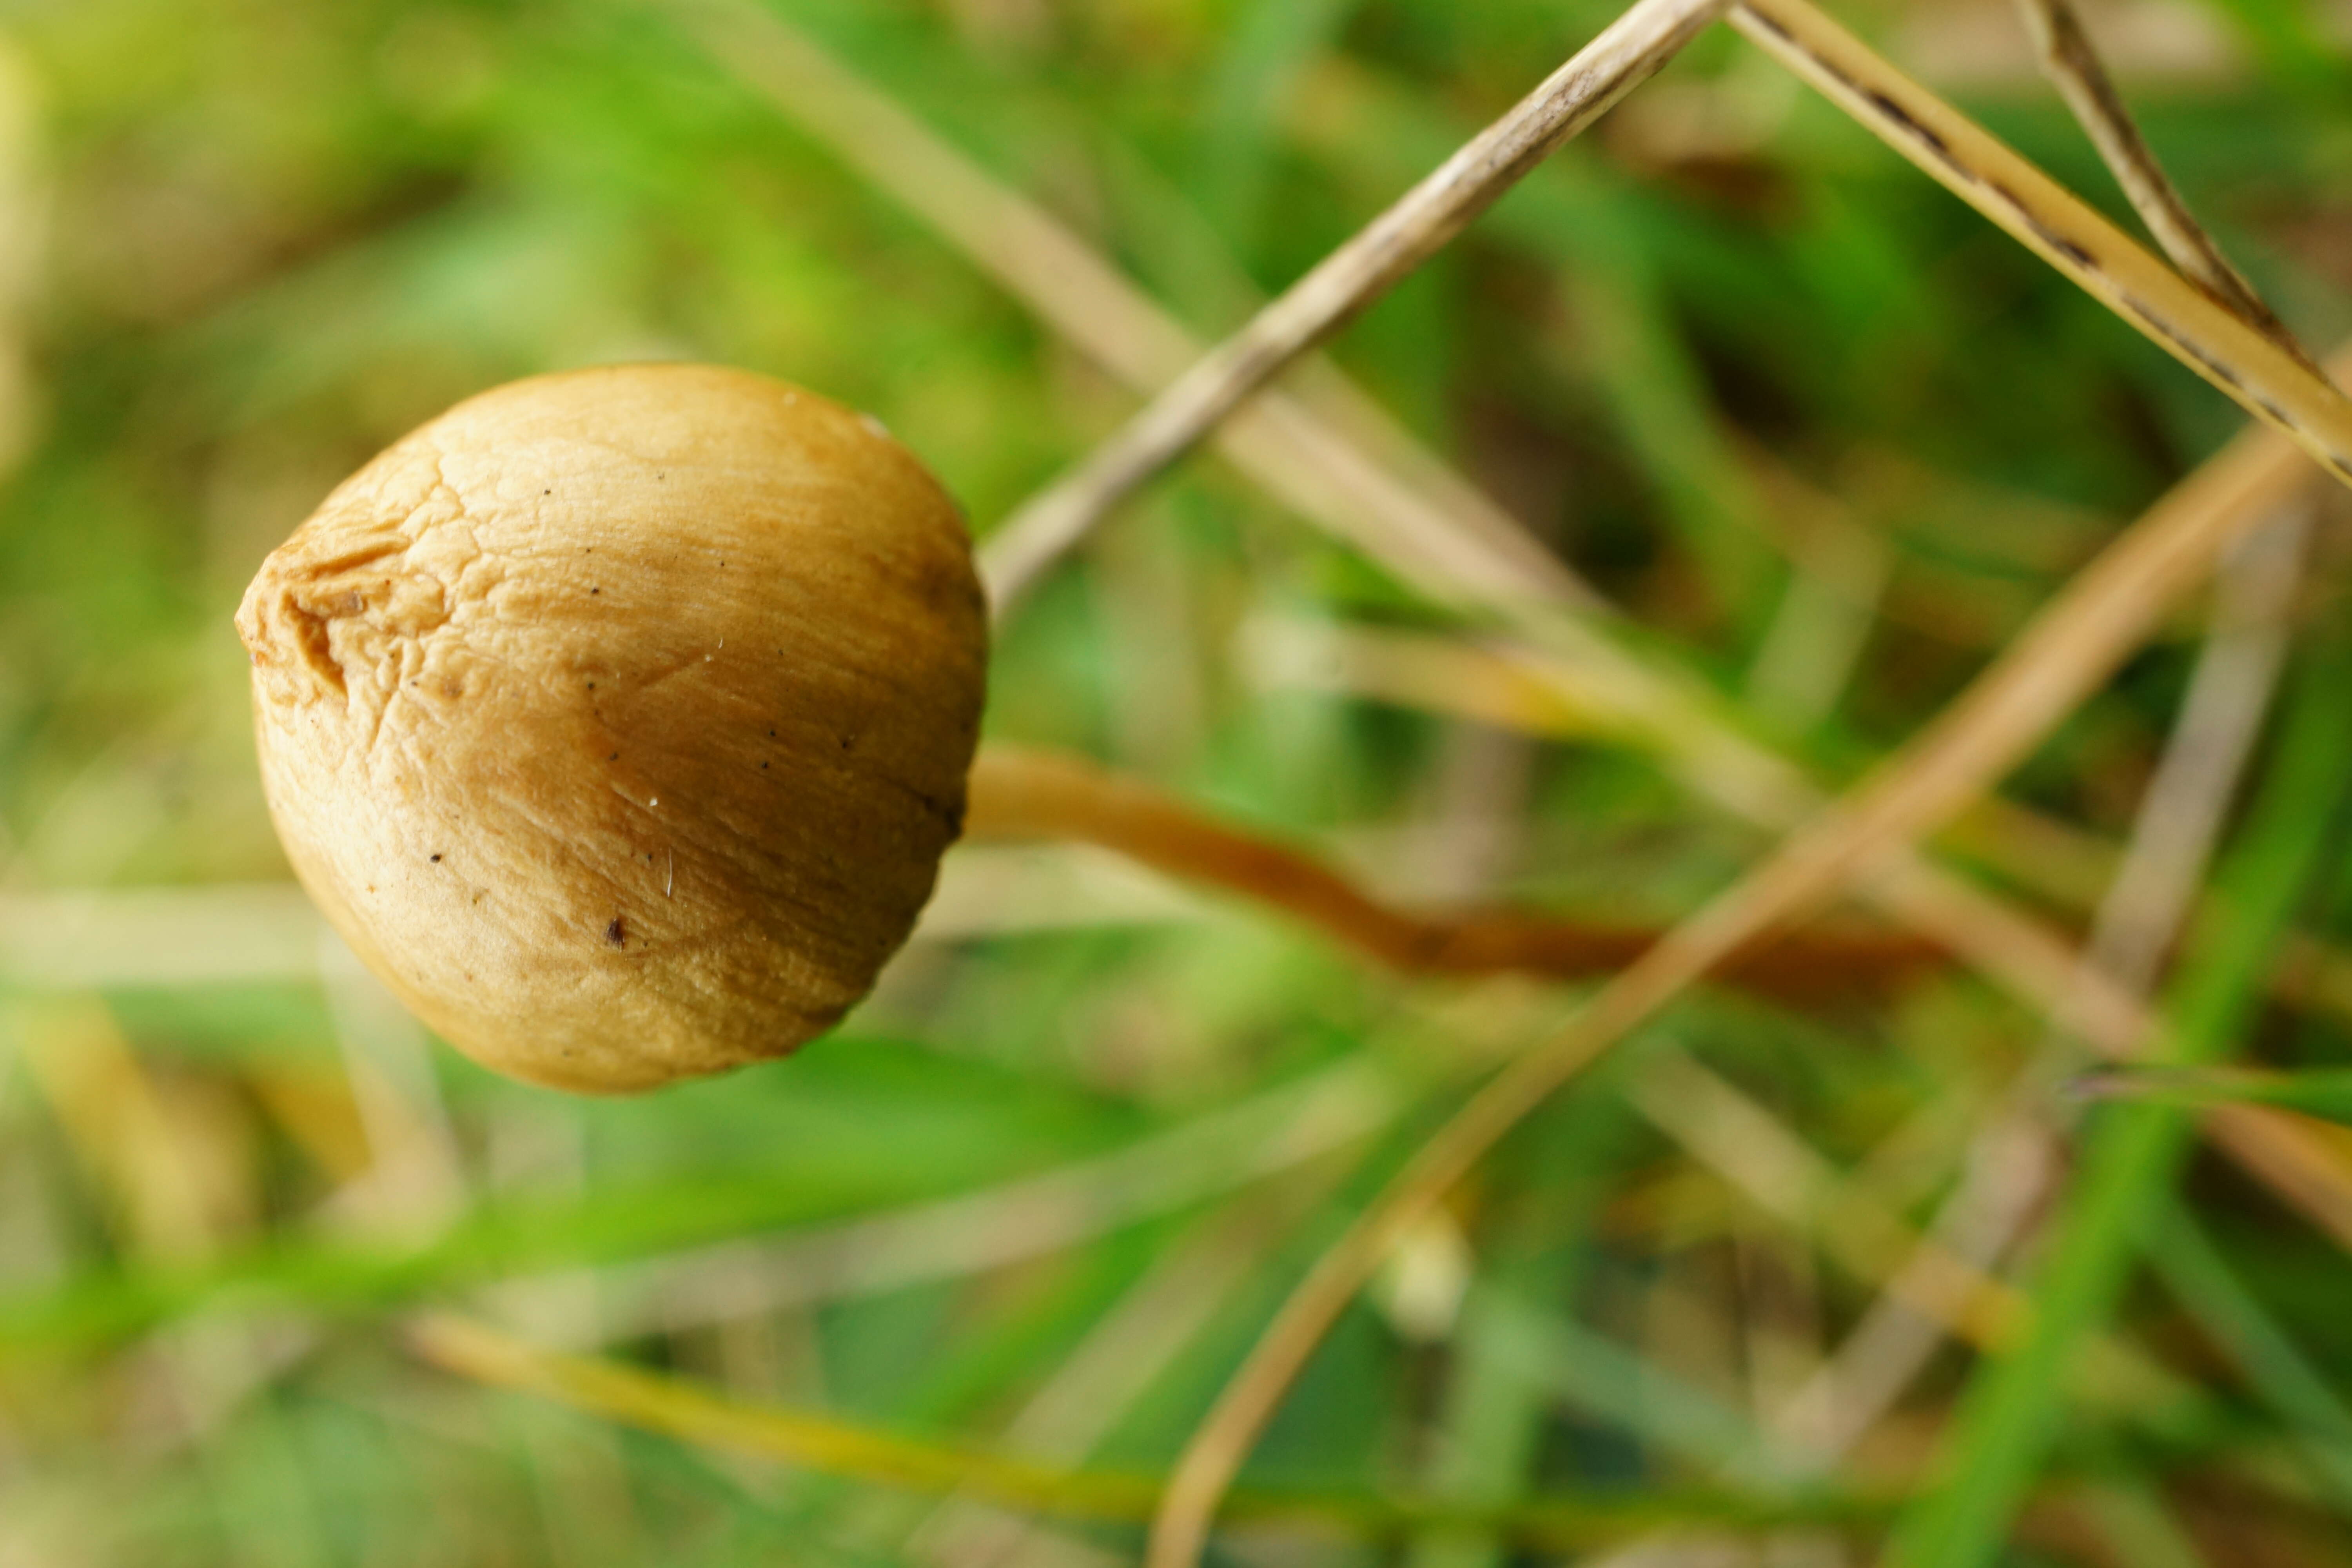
2012;0;2297;356
978;0;1728;611
669;0;1599;625
1730;0;2352;490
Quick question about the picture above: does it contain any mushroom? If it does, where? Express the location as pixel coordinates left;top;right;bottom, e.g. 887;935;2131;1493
238;365;1935;1098
237;363;987;1093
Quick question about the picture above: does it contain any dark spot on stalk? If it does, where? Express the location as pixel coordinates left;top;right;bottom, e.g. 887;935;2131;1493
1869;92;1950;163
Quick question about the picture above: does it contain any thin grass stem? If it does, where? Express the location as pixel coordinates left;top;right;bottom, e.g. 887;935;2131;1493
1730;0;2352;488
976;0;1728;610
2012;0;2301;357
407;1313;1878;1550
665;0;1598;608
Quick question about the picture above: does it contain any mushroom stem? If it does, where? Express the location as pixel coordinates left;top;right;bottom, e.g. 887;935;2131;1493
963;745;1942;1003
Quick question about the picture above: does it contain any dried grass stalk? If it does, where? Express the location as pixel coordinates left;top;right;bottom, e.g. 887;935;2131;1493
669;0;1597;617
2012;0;2297;354
1730;0;2352;489
978;0;1729;606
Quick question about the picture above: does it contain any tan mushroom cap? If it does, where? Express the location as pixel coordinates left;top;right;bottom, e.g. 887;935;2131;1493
236;364;988;1092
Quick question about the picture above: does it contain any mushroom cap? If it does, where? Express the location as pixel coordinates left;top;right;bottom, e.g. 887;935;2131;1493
236;364;987;1092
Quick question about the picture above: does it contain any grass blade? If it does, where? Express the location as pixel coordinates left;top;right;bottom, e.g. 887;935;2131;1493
1883;643;2352;1568
2074;1065;2352;1124
407;1313;1878;1552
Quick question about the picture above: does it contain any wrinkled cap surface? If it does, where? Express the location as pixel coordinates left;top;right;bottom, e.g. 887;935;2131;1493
237;364;987;1092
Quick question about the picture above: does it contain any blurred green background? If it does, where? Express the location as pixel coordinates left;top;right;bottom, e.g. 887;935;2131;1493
4;0;2352;1563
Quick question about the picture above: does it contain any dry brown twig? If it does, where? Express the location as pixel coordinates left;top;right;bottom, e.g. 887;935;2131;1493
965;746;1943;1003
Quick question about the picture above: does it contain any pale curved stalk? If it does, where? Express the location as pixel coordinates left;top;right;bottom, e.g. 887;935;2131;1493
978;0;1728;609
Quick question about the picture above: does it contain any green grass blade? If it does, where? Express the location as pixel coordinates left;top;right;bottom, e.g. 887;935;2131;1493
2146;1206;2352;1508
2071;1064;2352;1123
1406;1093;1637;1568
410;1312;1882;1552
1883;642;2352;1568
